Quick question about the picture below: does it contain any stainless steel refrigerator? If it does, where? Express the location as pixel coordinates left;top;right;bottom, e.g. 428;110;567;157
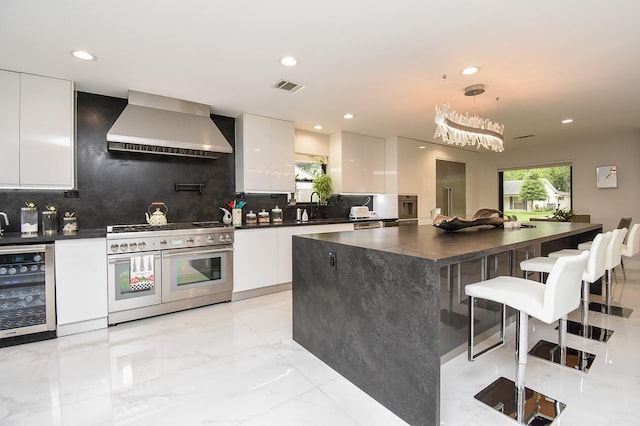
436;159;466;218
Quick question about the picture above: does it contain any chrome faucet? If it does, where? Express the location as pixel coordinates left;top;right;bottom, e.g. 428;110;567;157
310;192;320;219
0;212;8;236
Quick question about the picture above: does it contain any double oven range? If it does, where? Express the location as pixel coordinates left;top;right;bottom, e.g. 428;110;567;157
107;222;233;324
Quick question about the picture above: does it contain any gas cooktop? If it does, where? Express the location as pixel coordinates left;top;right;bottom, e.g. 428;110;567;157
107;221;229;234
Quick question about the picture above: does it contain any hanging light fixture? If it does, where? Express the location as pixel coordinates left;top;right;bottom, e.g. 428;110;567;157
434;77;505;152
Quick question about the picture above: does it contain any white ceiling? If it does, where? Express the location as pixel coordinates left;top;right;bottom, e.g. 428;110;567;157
2;0;639;150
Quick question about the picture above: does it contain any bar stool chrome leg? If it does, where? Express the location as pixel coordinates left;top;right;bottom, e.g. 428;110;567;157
474;310;567;425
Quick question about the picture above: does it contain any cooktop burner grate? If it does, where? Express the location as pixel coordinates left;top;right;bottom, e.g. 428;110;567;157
107;221;225;233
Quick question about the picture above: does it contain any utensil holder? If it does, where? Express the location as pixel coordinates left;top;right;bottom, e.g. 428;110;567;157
232;208;242;226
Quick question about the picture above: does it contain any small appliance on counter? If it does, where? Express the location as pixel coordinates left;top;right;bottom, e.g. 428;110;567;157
349;206;371;219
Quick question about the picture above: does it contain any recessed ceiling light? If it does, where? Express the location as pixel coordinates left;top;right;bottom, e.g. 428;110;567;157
461;66;479;75
280;56;297;67
72;50;97;61
343;113;355;119
313;124;323;130
561;118;574;124
418;146;426;149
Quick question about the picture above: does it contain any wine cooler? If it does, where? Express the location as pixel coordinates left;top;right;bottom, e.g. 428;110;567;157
0;244;56;346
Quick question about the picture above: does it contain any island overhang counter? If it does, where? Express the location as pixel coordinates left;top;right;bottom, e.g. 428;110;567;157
291;222;601;426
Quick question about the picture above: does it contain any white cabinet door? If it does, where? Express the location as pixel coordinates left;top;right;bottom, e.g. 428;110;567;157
277;224;354;283
330;132;385;194
20;74;74;188
241;113;271;191
0;70;20;186
233;228;279;292
236;113;294;193
55;239;108;334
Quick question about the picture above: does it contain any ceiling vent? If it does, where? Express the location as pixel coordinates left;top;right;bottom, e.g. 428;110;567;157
513;134;535;140
274;79;305;93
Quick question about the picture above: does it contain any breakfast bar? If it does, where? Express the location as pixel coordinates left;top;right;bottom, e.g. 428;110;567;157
291;222;601;426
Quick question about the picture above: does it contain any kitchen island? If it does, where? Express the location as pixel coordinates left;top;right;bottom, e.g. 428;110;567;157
291;222;600;426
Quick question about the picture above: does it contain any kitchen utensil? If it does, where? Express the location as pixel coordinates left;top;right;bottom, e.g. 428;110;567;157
232;208;242;226
145;202;168;226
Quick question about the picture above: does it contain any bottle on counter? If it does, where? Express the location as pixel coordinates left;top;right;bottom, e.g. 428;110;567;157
271;206;283;223
296;208;302;222
301;209;309;222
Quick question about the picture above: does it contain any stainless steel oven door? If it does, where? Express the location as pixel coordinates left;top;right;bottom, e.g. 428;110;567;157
108;251;162;313
161;246;233;303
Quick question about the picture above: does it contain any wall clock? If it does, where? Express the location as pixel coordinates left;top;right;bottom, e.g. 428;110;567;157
596;165;617;189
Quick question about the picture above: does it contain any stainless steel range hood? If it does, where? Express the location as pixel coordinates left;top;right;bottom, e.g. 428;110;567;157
107;91;233;159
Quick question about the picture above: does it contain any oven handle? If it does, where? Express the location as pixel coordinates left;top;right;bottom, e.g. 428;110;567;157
161;246;233;259
108;252;161;264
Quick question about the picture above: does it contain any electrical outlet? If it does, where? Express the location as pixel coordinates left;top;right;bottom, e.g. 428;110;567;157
64;190;79;198
329;252;337;271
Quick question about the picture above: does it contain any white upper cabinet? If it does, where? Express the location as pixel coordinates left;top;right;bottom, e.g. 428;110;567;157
329;131;385;194
0;70;75;189
0;70;20;186
235;113;295;193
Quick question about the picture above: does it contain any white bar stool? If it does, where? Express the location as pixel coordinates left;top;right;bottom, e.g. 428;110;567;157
553;228;630;319
519;233;610;370
621;224;640;281
466;251;589;425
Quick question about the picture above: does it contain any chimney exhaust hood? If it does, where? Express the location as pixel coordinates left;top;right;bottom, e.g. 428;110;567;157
107;90;233;159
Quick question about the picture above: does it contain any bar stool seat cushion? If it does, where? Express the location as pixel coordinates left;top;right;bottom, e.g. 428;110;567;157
578;241;592;250
520;256;557;274
466;277;550;324
549;248;585;258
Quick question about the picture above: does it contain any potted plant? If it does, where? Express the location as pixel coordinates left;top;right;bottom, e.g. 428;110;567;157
551;208;575;222
312;171;333;205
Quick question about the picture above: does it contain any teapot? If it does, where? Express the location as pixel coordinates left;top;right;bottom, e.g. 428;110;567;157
145;202;168;226
0;212;8;236
219;208;232;225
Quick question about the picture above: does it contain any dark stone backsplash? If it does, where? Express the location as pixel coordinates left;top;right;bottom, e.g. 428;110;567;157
0;91;373;233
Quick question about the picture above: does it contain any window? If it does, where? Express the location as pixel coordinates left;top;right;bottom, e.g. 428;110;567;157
499;164;572;220
295;154;326;203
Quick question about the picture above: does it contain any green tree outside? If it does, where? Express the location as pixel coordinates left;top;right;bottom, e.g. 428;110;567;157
519;171;547;211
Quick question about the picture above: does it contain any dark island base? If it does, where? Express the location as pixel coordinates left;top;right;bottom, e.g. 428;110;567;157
292;238;440;426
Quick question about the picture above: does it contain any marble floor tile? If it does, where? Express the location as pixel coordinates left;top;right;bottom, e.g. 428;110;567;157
2;270;640;425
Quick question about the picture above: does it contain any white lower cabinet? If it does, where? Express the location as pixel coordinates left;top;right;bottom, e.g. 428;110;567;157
233;228;279;293
55;238;108;336
233;224;354;297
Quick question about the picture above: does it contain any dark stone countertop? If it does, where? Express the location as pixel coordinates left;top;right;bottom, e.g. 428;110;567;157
234;217;398;230
296;221;602;266
0;228;106;245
